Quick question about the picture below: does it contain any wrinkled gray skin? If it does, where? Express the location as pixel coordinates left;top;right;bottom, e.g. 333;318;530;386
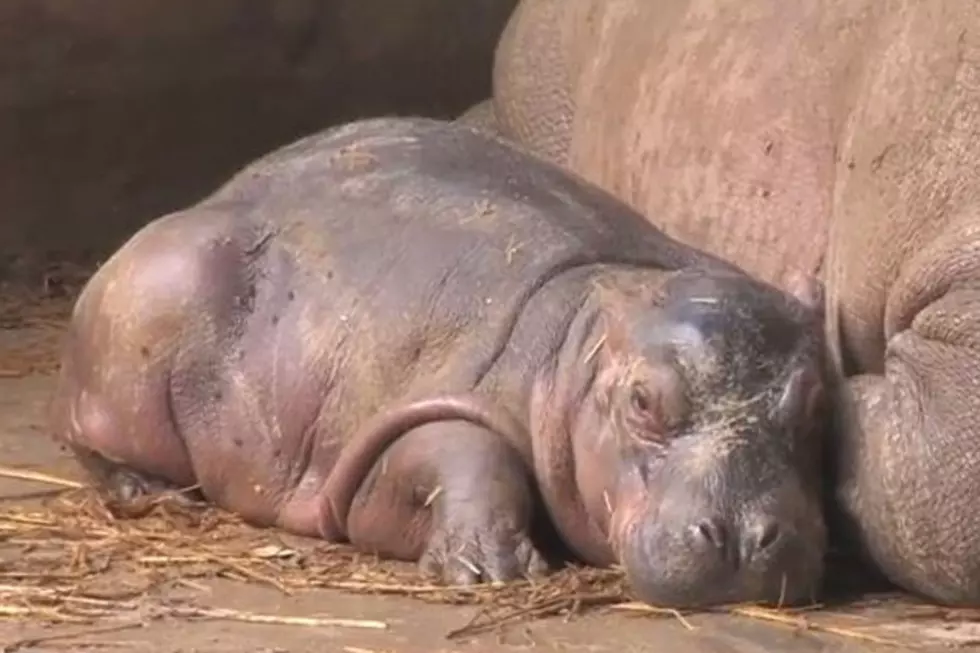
469;0;980;606
50;117;827;608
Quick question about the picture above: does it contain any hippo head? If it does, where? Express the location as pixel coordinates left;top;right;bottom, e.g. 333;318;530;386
582;268;827;607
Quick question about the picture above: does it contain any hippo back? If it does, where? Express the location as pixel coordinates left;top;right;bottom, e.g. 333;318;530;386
173;116;738;466
210;116;722;277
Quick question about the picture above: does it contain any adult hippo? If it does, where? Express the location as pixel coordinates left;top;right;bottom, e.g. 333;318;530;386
476;0;980;605
49;116;827;608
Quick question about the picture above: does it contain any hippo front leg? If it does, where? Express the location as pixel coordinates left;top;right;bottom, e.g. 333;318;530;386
345;420;549;584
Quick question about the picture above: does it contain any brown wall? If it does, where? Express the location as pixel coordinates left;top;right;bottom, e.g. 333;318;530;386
0;0;516;273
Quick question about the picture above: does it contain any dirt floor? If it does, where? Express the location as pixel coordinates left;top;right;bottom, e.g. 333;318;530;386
1;282;980;653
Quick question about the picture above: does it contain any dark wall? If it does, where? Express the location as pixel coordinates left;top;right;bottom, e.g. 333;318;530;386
0;0;516;273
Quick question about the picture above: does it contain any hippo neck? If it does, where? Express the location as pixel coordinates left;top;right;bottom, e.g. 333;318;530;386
527;265;676;566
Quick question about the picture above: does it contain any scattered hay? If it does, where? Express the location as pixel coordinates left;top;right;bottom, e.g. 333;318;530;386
2;285;979;649
1;478;973;649
0;485;631;635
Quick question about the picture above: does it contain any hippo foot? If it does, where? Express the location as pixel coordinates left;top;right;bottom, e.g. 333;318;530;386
67;444;204;517
345;419;550;585
419;515;549;585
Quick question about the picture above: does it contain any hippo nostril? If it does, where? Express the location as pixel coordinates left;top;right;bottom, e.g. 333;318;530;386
741;520;784;564
757;522;781;551
693;518;727;550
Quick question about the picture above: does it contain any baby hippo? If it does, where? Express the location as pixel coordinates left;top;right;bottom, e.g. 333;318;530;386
51;116;827;607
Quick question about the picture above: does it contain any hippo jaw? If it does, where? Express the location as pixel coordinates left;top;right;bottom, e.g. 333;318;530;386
579;268;828;608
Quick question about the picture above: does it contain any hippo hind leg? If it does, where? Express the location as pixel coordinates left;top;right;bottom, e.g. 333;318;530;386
344;420;550;584
49;211;225;513
53;341;201;514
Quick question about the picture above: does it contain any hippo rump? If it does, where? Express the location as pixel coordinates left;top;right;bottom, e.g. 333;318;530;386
50;116;827;607
471;0;980;606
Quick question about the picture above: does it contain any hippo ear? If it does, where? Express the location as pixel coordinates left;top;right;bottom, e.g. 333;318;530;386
776;364;823;425
786;271;824;314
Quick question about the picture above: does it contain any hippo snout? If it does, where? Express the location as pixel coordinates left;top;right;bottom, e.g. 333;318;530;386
615;486;826;608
